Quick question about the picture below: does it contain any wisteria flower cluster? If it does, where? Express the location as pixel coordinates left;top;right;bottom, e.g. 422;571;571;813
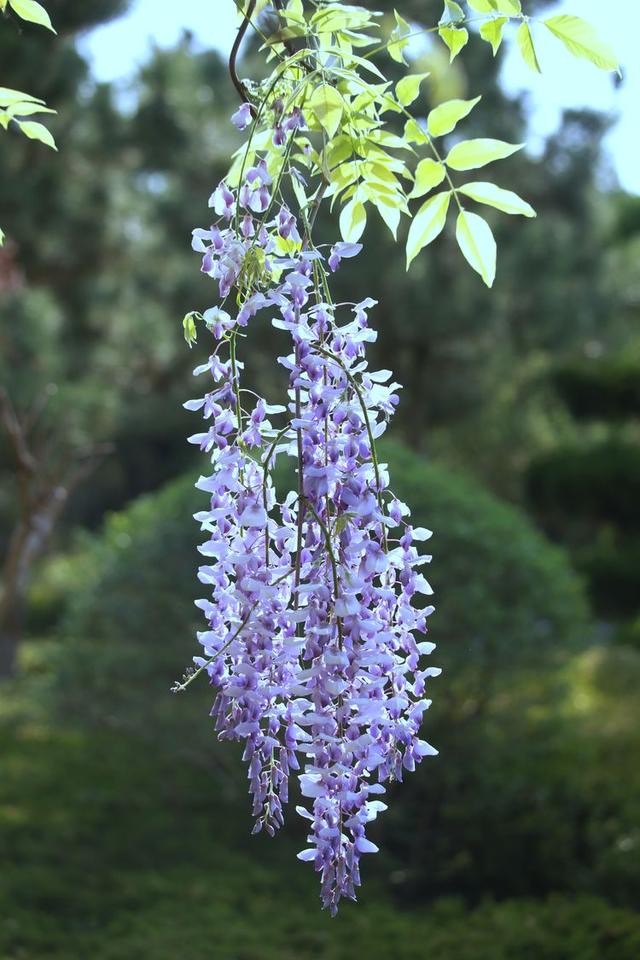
176;0;616;917
179;94;439;914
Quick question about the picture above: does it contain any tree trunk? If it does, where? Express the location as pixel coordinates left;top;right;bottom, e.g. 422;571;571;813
0;523;29;678
0;489;68;679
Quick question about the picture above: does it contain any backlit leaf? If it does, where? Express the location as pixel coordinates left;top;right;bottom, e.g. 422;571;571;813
438;26;469;62
456;209;497;287
309;84;344;139
9;0;55;32
446;138;523;171
480;17;508;56
409;159;446;199
17;119;57;150
395;73;430;107
427;96;481;138
340;196;367;242
406;191;451;268
459;181;536;217
517;21;541;73
544;15;618;72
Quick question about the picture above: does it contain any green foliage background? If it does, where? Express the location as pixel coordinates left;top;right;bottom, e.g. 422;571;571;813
1;1;639;957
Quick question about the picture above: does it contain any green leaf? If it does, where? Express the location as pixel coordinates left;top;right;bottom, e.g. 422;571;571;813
340;196;367;242
8;0;55;32
517;21;541;73
0;87;44;107
404;117;429;146
388;10;411;64
468;0;520;11
0;226;5;246
395;72;430;107
466;0;494;10
441;0;464;22
7;101;56;118
458;181;536;217
479;17;508;56
427;96;481;138
183;312;199;348
438;26;469;62
409;158;447;199
456;209;497;287
373;197;402;239
308;83;344;140
17;119;57;149
406;191;451;268
446;138;523;171
544;15;618;72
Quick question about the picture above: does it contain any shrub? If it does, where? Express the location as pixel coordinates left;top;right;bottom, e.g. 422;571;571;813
43;441;620;905
553;359;640;421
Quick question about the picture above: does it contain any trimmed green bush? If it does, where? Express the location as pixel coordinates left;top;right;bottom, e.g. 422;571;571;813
553;360;640;421
54;440;590;735
41;441;616;905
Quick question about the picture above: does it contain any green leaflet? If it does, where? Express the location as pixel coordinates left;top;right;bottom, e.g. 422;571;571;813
438;26;469;62
17;119;57;150
0;87;44;107
468;0;520;11
395;73;430;107
445;138;523;171
388;10;411;64
544;15;619;72
340;196;367;242
406;191;451;268
8;0;55;32
479;17;508;56
517;21;541;73
458;181;536;218
427;96;481;138
456;209;497;287
308;84;344;139
409;159;446;200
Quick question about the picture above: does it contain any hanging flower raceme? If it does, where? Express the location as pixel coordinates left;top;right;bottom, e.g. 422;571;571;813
178;96;439;915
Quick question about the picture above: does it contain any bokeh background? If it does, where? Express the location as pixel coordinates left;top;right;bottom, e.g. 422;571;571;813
1;1;639;957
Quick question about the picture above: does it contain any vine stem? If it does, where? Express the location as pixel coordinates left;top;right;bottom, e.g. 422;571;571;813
229;0;258;115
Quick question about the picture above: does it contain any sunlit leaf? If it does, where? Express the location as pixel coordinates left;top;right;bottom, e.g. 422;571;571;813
340;196;367;242
388;10;411;64
544;15;619;72
438;26;469;62
308;83;344;139
459;181;536;217
427;96;481;138
8;0;55;32
441;0;464;21
517;21;541;73
7;101;56;118
445;138;523;171
17;119;57;150
456;209;497;287
468;0;521;10
404;117;429;146
373;197;402;239
409;158;447;199
406;191;451;268
0;87;44;107
479;17;508;56
395;72;430;107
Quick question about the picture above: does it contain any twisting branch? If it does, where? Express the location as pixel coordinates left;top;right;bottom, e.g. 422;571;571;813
229;0;258;114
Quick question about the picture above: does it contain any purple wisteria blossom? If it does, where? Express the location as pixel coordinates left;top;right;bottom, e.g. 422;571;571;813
181;102;439;916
